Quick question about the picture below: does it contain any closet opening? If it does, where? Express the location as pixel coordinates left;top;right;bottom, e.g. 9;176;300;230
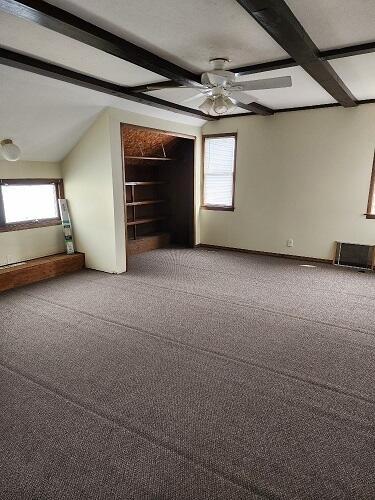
121;124;195;261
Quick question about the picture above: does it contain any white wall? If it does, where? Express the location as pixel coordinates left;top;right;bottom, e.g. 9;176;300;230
0;160;64;265
201;104;375;260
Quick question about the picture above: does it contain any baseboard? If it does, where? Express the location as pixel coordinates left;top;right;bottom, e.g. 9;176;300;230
195;243;332;264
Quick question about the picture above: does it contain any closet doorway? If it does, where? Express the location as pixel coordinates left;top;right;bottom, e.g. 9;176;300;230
121;124;196;261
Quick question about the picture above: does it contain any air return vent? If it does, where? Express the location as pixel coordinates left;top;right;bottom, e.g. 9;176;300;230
334;242;374;270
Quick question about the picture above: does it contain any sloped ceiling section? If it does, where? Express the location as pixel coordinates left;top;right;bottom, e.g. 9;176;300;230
0;66;205;162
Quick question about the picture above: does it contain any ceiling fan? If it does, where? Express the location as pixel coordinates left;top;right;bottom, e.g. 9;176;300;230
142;58;292;116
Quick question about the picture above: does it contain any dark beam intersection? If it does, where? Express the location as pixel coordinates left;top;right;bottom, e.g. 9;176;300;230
235;0;357;107
1;0;374;116
0;0;272;116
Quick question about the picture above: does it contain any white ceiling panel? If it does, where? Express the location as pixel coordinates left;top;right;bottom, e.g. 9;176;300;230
330;53;375;100
235;67;337;109
149;67;337;111
0;65;204;162
286;0;375;50
47;0;288;72
0;11;167;86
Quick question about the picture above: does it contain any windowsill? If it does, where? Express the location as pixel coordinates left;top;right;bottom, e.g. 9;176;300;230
365;214;375;219
202;205;234;212
0;219;61;233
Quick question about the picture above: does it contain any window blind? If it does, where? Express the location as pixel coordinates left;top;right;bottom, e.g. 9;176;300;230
203;135;236;208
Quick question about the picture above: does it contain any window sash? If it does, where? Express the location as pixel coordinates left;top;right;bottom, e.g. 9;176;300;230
203;134;236;210
0;179;63;231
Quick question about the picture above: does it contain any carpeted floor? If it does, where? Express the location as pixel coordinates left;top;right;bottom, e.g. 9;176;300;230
1;248;375;499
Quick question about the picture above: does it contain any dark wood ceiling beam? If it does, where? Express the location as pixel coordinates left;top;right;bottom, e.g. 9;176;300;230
232;57;296;76
131;81;185;93
220;98;375;119
0;0;202;88
232;100;273;115
320;41;375;61
235;0;357;107
130;40;375;88
0;48;216;120
230;41;375;75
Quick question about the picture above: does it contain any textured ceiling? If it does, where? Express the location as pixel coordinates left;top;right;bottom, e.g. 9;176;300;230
330;53;375;101
47;0;288;72
285;0;375;50
0;11;166;86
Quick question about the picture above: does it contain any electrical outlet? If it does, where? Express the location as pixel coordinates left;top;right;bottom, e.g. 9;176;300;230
287;238;294;248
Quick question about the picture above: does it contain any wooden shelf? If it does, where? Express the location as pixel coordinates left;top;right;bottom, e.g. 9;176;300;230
125;181;167;186
126;199;166;207
127;216;167;226
125;156;174;161
127;233;170;256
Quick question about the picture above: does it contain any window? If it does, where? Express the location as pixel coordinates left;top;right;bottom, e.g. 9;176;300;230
202;133;237;210
0;179;63;232
366;151;375;219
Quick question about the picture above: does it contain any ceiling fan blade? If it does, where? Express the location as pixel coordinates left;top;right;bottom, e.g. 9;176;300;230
181;92;208;104
233;76;292;91
229;93;273;116
229;90;255;104
202;70;235;86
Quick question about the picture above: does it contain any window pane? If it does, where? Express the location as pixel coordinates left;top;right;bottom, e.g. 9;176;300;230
204;174;234;206
2;184;58;223
204;136;235;207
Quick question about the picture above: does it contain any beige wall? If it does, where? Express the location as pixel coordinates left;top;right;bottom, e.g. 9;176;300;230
62;111;120;273
201;104;375;260
0;160;64;265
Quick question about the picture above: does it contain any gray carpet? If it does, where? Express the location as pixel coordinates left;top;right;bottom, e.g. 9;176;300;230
1;248;375;499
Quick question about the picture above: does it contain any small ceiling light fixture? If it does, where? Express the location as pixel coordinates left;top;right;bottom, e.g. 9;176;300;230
199;97;214;115
199;95;236;116
212;95;235;115
0;139;21;161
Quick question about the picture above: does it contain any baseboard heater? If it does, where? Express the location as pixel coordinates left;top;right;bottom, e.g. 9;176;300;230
334;242;375;271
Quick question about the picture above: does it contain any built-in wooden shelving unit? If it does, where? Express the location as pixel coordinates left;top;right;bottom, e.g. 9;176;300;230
122;124;195;257
127;216;167;226
124;156;174;161
126;199;165;207
125;181;166;186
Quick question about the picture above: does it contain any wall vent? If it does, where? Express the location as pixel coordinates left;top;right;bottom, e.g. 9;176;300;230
334;242;374;271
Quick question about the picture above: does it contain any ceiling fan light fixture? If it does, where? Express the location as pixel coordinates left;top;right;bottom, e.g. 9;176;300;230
0;139;21;161
199;97;214;115
212;95;234;115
